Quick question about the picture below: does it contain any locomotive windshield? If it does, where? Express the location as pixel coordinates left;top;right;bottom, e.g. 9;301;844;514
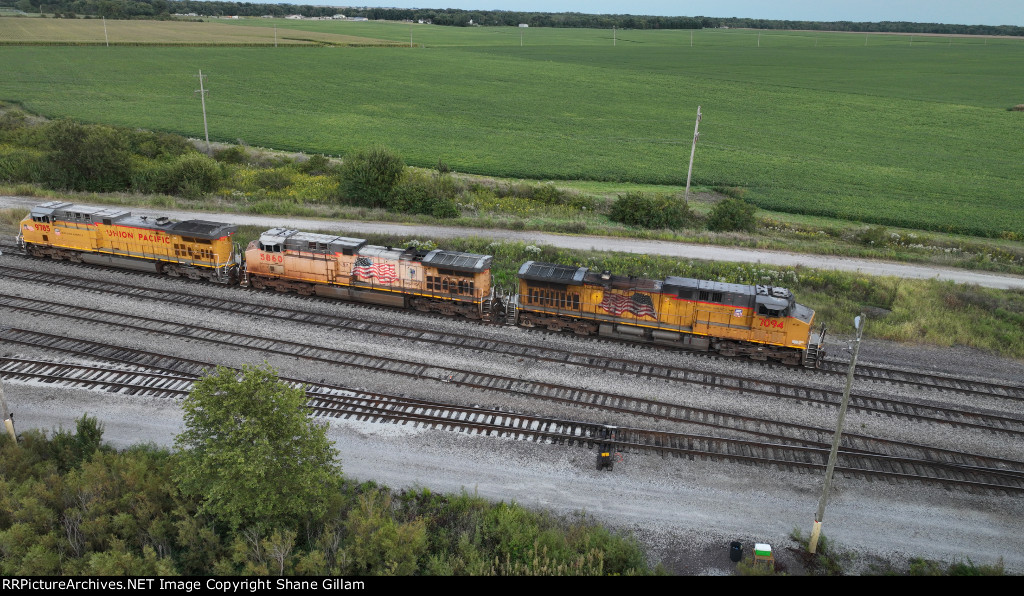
755;285;792;317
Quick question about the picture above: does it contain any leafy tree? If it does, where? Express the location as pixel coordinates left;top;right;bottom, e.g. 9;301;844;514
344;490;427;575
173;365;342;531
42;119;132;192
84;541;176;575
707;197;758;232
338;147;405;208
48;414;106;472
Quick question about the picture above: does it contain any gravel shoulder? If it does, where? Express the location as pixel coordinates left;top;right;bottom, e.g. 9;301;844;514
3;195;1023;290
2;254;1022;575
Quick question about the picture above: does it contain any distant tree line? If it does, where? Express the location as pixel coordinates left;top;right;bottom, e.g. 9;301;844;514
3;0;1021;36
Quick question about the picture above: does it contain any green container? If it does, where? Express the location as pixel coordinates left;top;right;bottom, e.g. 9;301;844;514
754;543;772;557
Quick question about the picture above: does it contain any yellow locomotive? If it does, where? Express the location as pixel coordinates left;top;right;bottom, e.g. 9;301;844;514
244;228;500;320
17;201;239;283
14;200;824;366
512;261;826;366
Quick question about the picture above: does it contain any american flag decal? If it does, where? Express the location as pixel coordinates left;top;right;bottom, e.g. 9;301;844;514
354;257;398;284
600;292;657;319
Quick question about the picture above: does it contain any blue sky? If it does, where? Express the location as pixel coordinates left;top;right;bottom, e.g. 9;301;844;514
271;2;1022;27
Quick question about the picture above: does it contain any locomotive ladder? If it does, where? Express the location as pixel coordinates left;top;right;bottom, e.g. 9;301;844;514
804;324;828;368
804;343;822;368
480;289;495;322
504;294;518;326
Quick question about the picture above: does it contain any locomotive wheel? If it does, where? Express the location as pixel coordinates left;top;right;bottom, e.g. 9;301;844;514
519;315;535;328
251;277;267;290
574;323;595;336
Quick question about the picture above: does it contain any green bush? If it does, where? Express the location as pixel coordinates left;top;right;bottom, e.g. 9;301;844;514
298;153;332;175
168;153;222;198
125;129;192;159
213;145;248;164
855;225;891;247
0;109;45;146
531;184;567;205
132;153;222;198
707;197;757;232
338;147;405;208
390;171;460;218
130;157;172;194
253;167;293;191
42;119;133;192
0;145;46;183
609;192;696;230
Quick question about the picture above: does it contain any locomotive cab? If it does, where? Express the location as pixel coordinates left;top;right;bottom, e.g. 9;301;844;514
755;285;792;318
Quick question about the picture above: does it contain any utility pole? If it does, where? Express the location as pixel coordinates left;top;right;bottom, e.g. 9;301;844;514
274;25;277;48
683;106;701;204
103;16;109;47
613;26;616;46
690;30;693;47
410;25;413;48
809;313;866;554
1;377;15;443
194;70;211;154
758;30;761;47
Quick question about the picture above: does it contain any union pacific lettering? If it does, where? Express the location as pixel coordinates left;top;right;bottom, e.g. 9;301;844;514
106;229;171;244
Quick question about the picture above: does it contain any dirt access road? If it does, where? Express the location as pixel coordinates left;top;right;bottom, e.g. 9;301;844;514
3;195;1023;290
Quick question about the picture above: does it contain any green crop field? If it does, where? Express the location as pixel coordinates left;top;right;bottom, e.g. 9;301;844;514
2;19;1023;237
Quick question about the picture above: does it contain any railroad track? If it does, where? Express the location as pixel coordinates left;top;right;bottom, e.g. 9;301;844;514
819;358;1024;400
2;290;1022;441
6;314;1024;490
2;256;1022;403
0;355;596;445
4;355;1023;494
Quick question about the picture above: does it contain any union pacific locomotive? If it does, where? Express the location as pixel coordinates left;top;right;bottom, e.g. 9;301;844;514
244;228;497;320
15;201;825;366
512;261;825;367
17;201;239;283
